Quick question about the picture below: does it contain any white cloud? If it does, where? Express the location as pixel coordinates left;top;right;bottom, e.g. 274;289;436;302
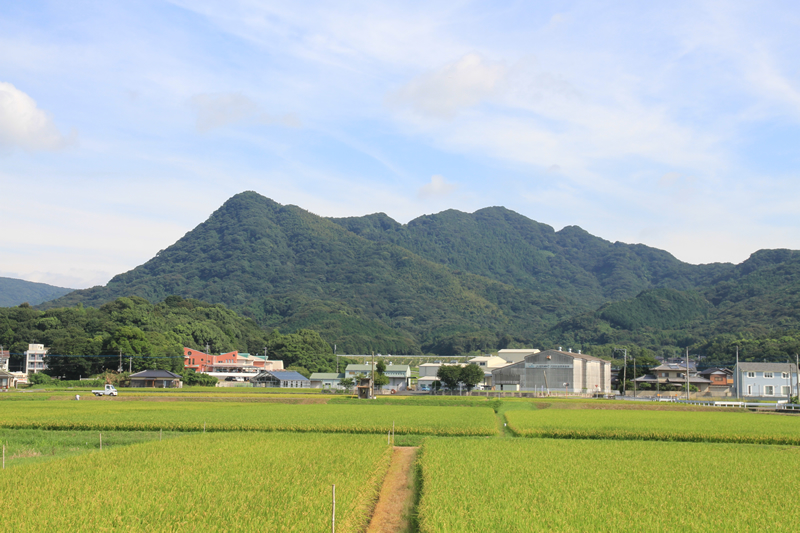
418;174;457;198
191;92;300;132
390;54;506;118
0;82;74;151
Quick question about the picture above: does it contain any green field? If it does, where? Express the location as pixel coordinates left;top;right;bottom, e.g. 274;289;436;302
0;400;498;436
417;437;800;532
0;432;391;532
505;408;800;444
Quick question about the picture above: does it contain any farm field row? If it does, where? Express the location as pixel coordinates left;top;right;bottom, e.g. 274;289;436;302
0;428;183;468
505;409;800;445
0;401;499;436
417;438;800;532
0;432;391;532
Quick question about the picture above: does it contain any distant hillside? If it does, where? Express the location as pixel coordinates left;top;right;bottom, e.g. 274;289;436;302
0;277;73;307
331;207;733;304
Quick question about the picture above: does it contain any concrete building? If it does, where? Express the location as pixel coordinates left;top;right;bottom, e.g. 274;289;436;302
491;349;611;393
25;344;48;374
0;348;9;372
497;349;541;364
184;347;283;381
735;363;798;399
468;356;509;388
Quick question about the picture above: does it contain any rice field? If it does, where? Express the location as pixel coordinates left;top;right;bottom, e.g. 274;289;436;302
417;438;800;532
505;409;800;444
0;432;391;532
0;400;498;436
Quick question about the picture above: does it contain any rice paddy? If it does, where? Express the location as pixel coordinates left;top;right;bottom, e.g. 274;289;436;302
417;437;800;532
0;400;499;436
505;408;800;444
1;395;798;531
0;432;391;532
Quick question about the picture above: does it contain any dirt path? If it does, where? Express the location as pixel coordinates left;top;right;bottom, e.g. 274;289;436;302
366;446;419;533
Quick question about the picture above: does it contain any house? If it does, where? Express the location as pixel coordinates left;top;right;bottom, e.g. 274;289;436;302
468;356;509;388
416;362;465;392
497;349;541;364
491;349;611;393
636;362;712;393
250;370;310;389
379;364;411;392
0;370;15;391
698;367;734;391
309;372;345;389
735;363;798;399
344;363;375;380
129;370;183;388
25;343;48;374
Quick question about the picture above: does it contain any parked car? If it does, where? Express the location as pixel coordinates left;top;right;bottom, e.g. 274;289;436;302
92;384;118;396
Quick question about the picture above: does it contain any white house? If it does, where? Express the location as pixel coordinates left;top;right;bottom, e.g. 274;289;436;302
25;344;48;374
735;363;798;399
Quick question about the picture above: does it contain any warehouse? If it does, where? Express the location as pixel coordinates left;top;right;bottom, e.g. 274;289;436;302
491;348;611;393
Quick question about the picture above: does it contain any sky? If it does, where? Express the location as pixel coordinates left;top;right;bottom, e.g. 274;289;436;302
2;1;800;289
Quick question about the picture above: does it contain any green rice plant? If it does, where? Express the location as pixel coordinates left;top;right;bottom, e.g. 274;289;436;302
0;401;498;436
0;428;182;467
505;409;800;445
0;432;391;532
417;438;800;532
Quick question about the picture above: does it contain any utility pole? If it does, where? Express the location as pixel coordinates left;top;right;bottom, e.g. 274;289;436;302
633;358;636;398
685;347;690;401
795;353;799;402
371;351;375;398
615;348;627;397
129;357;132;373
118;349;123;373
736;346;740;400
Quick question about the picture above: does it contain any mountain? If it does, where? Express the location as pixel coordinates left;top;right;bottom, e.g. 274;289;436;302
42;192;586;353
331;206;733;304
0;277;74;307
38;191;800;358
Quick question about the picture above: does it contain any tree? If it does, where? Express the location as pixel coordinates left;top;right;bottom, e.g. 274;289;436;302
373;360;390;388
437;365;462;391
179;368;218;386
459;364;485;391
340;377;354;393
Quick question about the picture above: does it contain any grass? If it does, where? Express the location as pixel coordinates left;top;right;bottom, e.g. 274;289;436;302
0;432;392;532
506;408;800;445
0;400;499;436
417;438;800;532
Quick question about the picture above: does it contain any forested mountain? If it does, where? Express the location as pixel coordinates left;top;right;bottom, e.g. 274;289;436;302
41;192;585;354
0;277;73;307
36;191;800;361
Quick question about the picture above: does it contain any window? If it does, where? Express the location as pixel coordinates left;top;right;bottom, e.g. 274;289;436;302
782;372;789;379
781;386;791;396
764;372;773;379
764;385;774;396
747;372;755;378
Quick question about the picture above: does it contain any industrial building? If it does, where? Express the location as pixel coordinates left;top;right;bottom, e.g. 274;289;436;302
491;348;611;393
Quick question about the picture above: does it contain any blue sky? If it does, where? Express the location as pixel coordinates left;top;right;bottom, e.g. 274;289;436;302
2;1;800;289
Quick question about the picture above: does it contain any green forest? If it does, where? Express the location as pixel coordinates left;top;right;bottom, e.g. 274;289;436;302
0;296;337;380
